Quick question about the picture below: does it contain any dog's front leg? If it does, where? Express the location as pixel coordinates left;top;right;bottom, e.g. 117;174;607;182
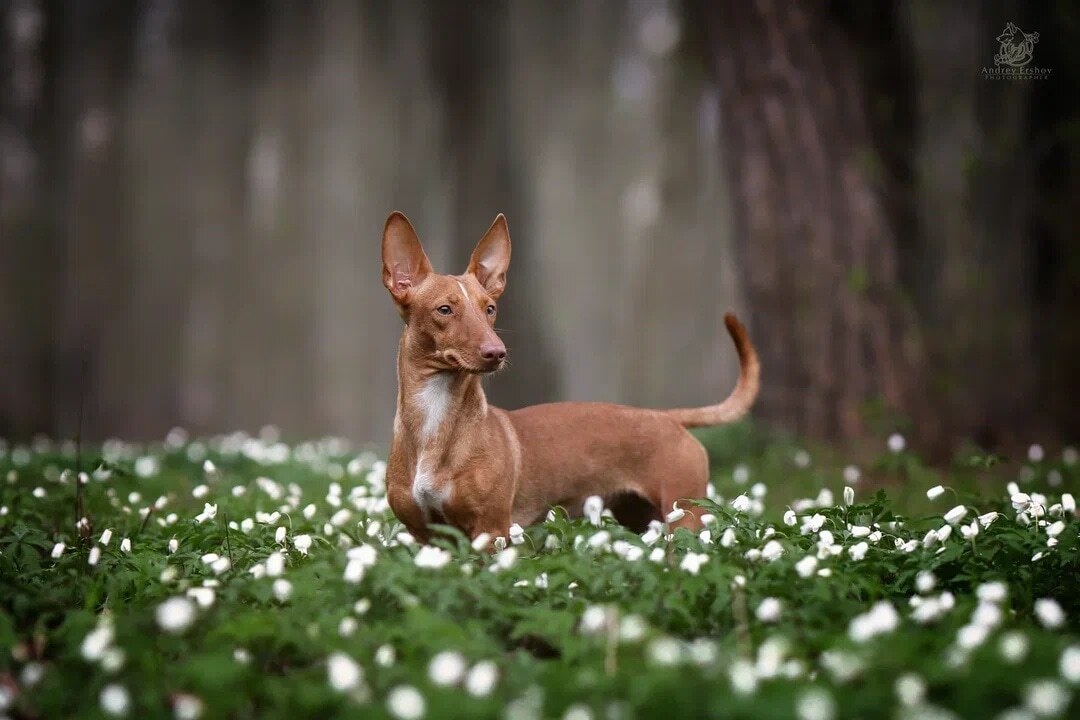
387;483;431;545
444;485;514;552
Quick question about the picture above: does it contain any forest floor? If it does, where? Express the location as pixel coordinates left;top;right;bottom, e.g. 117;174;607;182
0;425;1078;719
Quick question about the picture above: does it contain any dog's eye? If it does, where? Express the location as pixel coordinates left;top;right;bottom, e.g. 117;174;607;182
486;304;496;316
436;305;453;316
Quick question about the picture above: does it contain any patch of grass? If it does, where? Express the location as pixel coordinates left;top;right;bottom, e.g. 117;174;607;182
0;430;1078;719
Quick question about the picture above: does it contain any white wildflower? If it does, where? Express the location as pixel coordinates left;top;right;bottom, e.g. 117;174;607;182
1024;680;1069;717
291;534;312;555
186;587;215;609
957;623;990;649
327;651;363;692
680;552;709;575
1059;645;1080;683
156;597;196;633
173;693;203;720
194;503;217;524
580;605;611;635
414;545;452;569
1012;493;1032;512
999;631;1029;663
848;542;869;561
465;660;498;697
386;686;425;720
1035;598;1066;629
916;571;937;594
375;645;396;667
587;531;611;549
795;688;835;720
795;555;818;578
583;495;604;526
272;579;292;602
944;505;968;525
756;598;782;623
729;659;758;695
849;601;899;642
491;548;517;572
81;623;115;661
761;540;785;562
895;674;926;706
730;494;751;513
428;651;467;686
801;514;826;534
100;684;130;716
647;637;684;667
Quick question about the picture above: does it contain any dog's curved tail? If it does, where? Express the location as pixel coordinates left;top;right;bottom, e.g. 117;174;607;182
663;313;760;428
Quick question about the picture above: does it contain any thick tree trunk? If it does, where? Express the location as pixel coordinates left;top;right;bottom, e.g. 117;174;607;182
701;0;928;440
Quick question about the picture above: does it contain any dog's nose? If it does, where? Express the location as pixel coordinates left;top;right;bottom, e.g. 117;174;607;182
480;343;506;362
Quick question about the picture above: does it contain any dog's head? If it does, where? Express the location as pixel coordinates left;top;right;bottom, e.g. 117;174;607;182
382;212;510;374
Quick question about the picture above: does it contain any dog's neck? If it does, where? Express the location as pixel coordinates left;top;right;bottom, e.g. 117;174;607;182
395;333;488;463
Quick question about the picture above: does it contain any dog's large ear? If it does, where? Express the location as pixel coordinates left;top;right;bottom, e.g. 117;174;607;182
382;211;432;303
467;214;511;299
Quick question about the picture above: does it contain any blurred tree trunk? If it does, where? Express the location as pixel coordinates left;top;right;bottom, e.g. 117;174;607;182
50;1;138;440
0;0;52;438
904;0;1035;448
620;4;743;409
700;1;928;441
429;0;561;410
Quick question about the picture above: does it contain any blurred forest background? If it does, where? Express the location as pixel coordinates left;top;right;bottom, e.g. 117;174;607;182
1;0;1077;455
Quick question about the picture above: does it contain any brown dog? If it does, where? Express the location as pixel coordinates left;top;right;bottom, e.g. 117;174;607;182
382;212;760;546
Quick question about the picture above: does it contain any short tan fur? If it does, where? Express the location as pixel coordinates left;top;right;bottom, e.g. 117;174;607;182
381;211;760;546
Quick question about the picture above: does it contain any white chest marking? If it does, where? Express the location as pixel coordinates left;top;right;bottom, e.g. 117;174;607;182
412;452;449;520
412;374;454;519
415;372;452;443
